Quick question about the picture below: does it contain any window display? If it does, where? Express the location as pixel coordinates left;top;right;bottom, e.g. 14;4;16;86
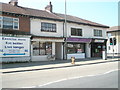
33;42;52;56
67;43;85;54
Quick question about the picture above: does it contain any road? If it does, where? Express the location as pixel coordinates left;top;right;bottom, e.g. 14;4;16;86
40;70;119;88
2;61;119;88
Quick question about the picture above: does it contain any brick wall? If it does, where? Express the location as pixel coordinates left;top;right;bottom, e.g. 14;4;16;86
2;14;30;33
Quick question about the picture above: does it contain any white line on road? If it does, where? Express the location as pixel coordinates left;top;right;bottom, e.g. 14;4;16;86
22;69;119;88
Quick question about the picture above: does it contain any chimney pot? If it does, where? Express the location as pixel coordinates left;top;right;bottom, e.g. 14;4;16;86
45;2;53;12
9;0;18;6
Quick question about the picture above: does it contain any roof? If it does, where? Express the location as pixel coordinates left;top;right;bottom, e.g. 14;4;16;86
1;2;109;28
107;26;120;32
1;3;62;20
55;13;109;28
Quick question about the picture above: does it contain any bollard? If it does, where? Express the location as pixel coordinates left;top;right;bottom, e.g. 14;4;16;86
71;57;75;64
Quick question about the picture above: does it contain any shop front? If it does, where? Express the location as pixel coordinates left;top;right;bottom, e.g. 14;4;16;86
91;39;107;58
31;36;64;61
66;37;92;59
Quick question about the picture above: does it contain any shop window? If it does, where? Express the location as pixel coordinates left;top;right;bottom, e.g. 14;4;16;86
41;22;56;32
33;42;52;56
71;28;82;36
67;43;85;54
1;16;19;30
94;29;102;37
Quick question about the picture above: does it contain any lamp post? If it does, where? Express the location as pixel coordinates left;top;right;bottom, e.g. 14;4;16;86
64;0;67;60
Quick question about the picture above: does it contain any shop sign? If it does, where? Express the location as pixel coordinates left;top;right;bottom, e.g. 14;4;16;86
0;36;30;57
67;38;92;43
94;39;104;43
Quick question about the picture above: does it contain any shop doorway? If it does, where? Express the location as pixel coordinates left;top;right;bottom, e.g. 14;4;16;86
55;43;63;60
91;43;103;57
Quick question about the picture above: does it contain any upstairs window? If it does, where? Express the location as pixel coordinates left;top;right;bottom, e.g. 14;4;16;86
94;29;102;37
13;18;19;29
0;16;19;30
41;22;56;32
71;28;82;36
3;17;13;29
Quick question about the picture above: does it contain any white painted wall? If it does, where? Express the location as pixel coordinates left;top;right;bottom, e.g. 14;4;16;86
67;53;85;59
66;23;107;39
107;32;119;54
30;19;63;37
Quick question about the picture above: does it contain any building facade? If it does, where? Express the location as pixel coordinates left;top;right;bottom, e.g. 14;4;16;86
55;13;109;59
0;0;31;62
0;0;109;62
107;26;120;58
30;19;64;61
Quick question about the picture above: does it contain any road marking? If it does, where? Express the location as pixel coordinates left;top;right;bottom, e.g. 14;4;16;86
22;69;119;88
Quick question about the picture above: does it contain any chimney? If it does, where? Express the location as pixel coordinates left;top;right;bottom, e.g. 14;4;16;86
45;2;53;12
9;0;18;6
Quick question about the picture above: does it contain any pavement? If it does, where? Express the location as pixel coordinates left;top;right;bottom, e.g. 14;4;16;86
1;57;120;74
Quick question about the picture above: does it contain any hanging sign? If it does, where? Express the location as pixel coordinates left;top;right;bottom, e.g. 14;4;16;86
94;39;105;43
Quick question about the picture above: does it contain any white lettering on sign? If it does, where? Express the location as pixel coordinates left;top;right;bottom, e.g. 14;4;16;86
94;40;105;43
0;36;30;57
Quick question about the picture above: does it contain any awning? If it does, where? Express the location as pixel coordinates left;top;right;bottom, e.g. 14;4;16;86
67;37;92;43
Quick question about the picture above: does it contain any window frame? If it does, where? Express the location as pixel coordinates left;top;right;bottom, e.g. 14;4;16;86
67;43;85;54
13;18;19;30
0;16;19;30
71;28;82;36
41;22;56;32
33;42;52;56
94;29;102;37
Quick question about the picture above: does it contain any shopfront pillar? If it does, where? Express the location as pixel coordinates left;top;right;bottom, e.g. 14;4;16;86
86;43;91;58
52;42;55;56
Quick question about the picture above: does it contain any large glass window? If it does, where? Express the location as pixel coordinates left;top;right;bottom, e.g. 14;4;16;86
67;43;85;54
0;16;19;30
33;42;52;56
71;28;82;36
94;29;102;37
41;22;56;32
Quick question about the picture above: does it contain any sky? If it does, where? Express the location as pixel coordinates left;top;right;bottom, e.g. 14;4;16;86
0;0;119;27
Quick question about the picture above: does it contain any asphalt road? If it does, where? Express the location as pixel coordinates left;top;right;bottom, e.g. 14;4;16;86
2;61;119;88
40;70;119;88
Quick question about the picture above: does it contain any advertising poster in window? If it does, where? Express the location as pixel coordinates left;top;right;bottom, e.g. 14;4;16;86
0;36;30;57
